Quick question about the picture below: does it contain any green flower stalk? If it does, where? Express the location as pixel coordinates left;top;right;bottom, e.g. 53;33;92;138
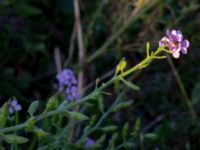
0;44;168;135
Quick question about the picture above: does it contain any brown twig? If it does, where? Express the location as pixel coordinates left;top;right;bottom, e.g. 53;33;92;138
64;23;77;67
54;46;62;73
73;0;85;96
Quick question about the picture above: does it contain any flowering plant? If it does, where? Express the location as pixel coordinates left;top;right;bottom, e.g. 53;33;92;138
0;29;191;149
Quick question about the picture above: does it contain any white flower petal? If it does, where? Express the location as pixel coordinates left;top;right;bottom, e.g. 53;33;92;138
172;51;180;59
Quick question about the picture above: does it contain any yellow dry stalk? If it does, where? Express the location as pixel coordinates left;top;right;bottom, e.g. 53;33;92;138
134;0;149;12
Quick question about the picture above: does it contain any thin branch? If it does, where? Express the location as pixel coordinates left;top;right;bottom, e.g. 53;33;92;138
64;23;77;67
74;0;85;96
167;55;196;120
54;46;62;73
83;68;115;93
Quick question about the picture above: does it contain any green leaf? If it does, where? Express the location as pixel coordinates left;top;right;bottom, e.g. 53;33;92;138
25;117;36;131
108;133;118;148
33;127;48;137
121;79;140;91
122;142;135;148
96;134;106;144
112;100;133;112
131;118;141;137
67;111;89;121
28;101;39;116
0;103;8;128
122;123;129;140
100;125;118;132
144;133;158;140
89;115;97;126
3;134;29;144
46;96;58;110
98;94;104;113
192;82;200;105
14;3;42;17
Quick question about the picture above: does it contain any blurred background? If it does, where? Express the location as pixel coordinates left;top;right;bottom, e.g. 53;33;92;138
0;0;200;149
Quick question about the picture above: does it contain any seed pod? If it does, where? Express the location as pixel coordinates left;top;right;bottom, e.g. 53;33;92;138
3;134;29;144
100;125;118;132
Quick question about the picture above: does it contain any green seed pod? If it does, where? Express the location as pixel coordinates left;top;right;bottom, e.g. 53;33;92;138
0;103;8;128
100;125;118;132
3;134;29;144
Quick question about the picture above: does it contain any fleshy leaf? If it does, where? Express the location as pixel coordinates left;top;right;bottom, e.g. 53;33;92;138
121;79;140;91
28;101;39;116
67;111;89;121
3;134;29;144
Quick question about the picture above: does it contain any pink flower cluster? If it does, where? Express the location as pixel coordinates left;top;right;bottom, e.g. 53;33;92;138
159;29;190;58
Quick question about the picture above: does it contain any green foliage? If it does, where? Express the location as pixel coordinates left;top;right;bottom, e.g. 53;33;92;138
0;0;200;149
66;111;89;121
121;78;140;91
27;101;39;117
0;103;8;128
2;134;29;144
100;125;118;132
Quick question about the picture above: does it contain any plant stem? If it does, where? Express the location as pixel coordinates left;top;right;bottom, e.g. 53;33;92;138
167;55;196;120
0;47;164;134
76;92;124;144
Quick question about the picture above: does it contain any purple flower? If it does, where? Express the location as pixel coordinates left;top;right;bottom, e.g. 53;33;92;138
65;86;80;101
56;69;80;101
85;138;95;148
8;99;22;114
159;29;190;58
